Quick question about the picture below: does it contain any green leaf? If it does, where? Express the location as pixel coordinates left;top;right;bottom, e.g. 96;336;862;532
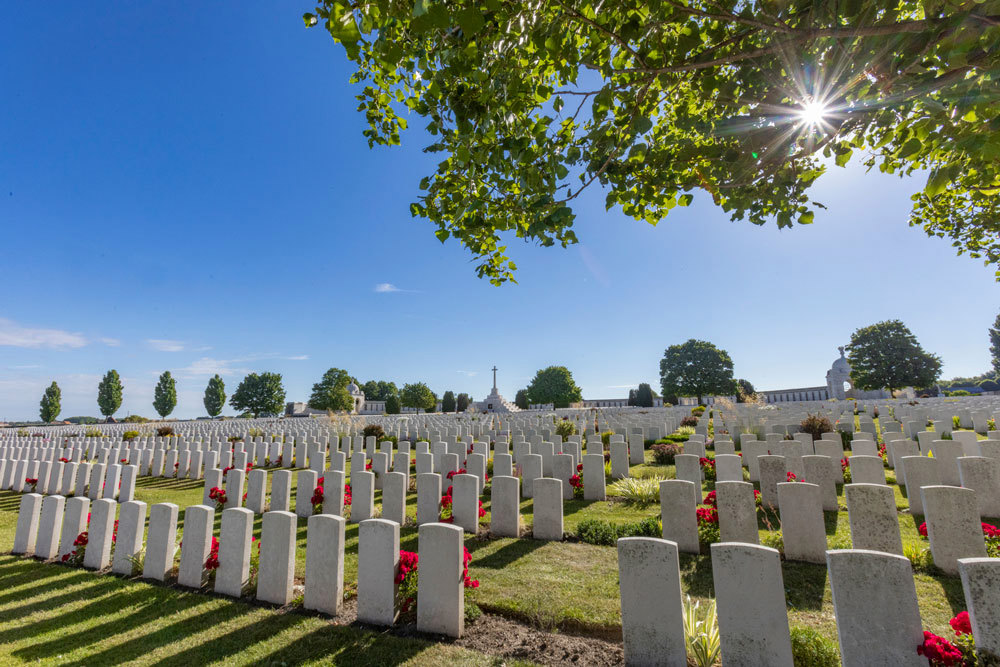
897;138;922;159
925;168;951;198
798;211;815;224
455;7;485;35
835;148;852;168
435;228;450;242
678;194;693;206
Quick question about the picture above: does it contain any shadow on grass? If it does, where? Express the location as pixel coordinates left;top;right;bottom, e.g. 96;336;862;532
254;623;431;667
136;477;204;492
823;511;841;536
470;536;547;569
782;561;828;611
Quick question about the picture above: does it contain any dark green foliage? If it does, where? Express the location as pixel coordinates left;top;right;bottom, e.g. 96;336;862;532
122;415;149;424
308;368;355;412
514;389;529;410
789;626;841;667
660;340;736;404
799;414;834;442
230;372;286;418
991;312;1000;376
97;370;123;418
735;378;756;403
157;426;175;437
554;420;576;438
39;381;61;423
401;382;436;411
65;416;99;424
362;424;386;441
627;389;638;406
456;392;470;412
203;375;226;417
635;383;654;407
680;415;698;428
441;390;456;413
575;517;661;546
847;320;942;393
153;371;177;418
525;366;582;408
980;379;1000;392
651;443;682;464
385;393;401;414
361;380;398;401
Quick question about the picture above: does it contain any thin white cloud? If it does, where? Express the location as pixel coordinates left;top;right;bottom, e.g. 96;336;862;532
608;384;638;389
147;339;186;352
375;283;401;293
100;337;121;347
176;357;249;378
9;364;41;370
457;370;478;377
284;355;309;361
0;318;87;349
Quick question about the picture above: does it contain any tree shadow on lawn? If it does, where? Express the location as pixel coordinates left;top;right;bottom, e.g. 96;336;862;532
0;568;107;614
0;554;82;590
781;561;829;611
468;536;547;569
136;477;204;492
822;511;842;536
253;622;430;667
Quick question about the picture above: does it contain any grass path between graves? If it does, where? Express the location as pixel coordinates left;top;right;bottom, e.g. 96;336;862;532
0;433;987;663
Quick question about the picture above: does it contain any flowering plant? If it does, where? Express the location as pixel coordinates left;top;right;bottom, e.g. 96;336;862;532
569;474;583;498
344;483;352;507
439;486;485;523
920;522;1000;557
208;486;228;511
840;457;852;483
699;457;716;481
446;468;467;480
785;471;800;482
696;505;720;545
24;477;38;493
397;549;419;613
60;457;70;463
311;478;325;514
61;531;88;566
918;610;978;666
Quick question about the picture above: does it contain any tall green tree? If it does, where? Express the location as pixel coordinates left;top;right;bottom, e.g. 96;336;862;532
525;366;583;409
385;392;401;414
153;371;178;418
736;379;757;403
990;312;1000;376
39;381;61;423
230;372;286;418
660;340;736;404
306;1;1000;284
456;392;471;412
847;320;942;394
514;389;529;410
97;370;124;418
308;367;355;412
203;374;226;417
635;383;655;408
401;382;437;411
441;390;456;413
362;380;398;401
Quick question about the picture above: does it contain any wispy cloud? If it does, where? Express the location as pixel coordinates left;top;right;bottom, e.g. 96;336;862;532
0;318;87;349
457;370;478;377
100;337;121;347
607;384;638;389
284;355;309;361
147;339;185;352
8;364;41;370
374;283;401;293
176;357;250;378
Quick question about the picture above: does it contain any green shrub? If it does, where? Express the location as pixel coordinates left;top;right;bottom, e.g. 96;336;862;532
798;414;833;443
691;405;706;416
608;476;665;504
601;430;614;446
123;415;149;424
84;426;103;438
651;442;682;464
363;424;386;440
247;427;265;437
554;420;577;438
790;626;840;667
680;415;699;428
575;517;661;546
156;425;175;437
761;530;783;552
122;430;140;441
949;389;972;396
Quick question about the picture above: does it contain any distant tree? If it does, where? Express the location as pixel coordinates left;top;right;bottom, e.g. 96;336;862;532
385;392;401;414
735;379;756;403
308;367;355;412
203;374;226;417
847;320;942;394
980;378;1000;393
97;370;124;418
401;382;437;411
152;371;178;418
39;381;61;423
525;366;583;409
361;380;398;401
515;389;529;410
659;340;736;404
991;312;1000;376
627;389;638;406
230;372;286;418
441;390;456;412
456;392;471;412
635;383;655;407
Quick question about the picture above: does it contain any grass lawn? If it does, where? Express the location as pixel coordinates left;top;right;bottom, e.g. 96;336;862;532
0;425;987;663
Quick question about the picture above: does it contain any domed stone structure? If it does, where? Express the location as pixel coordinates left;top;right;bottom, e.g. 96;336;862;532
826;347;853;400
347;382;365;413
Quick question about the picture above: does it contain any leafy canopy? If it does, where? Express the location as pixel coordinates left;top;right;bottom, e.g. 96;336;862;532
97;370;124;418
456;392;471;412
525;365;583;408
362;379;399;401
635;382;655;407
306;0;1000;284
990;311;1000;376
514;388;529;410
441;390;457;412
153;371;178;418
230;372;287;418
401;381;437;410
660;339;735;401
309;367;356;412
204;374;227;417
846;319;942;392
39;381;61;423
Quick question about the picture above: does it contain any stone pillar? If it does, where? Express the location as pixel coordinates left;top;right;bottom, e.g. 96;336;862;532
957;456;1000;517
351;470;375;523
827;549;924;666
178;505;215;588
493;453;513;479
357;518;400;626
257;510;297;605
416;523;464;638
59;496;90;559
323;470;346;517
84;498;117;570
716;481;759;544
758;455;786;508
521;453;542;499
305;513;346;615
87;463;106;500
610;442;629;479
802;455;838;511
60;462;78;497
216;507;254;597
466;452;487;495
711;543;794;666
581;453;606;501
417;472;442;525
490;475;520;537
931;440;964;486
901;456;940;515
296;470;318;518
659;480;699;554
382;471;407;526
674;454;702;505
714;454;742;482
921;485;986;575
618;537;686;666
118;464;138;502
777;482;826;563
628;436;645;466
452;473;480;534
225;468;245;509
958;557;1000;658
845;483;903;555
532;478;563;541
143;502;179;581
35;494;66;560
271;470;292;512
553;453;575;500
112;500;147;575
245;469;267;514
888;439;919;473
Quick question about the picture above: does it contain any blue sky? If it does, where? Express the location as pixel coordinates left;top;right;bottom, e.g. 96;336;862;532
1;3;997;420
